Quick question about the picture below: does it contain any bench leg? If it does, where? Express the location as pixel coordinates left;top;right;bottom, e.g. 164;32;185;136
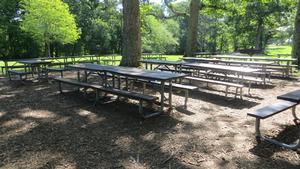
292;106;299;121
254;115;300;150
58;82;62;93
225;86;229;97
142;83;146;94
184;90;189;109
248;83;251;95
60;71;63;77
139;100;143;116
240;88;243;99
255;118;261;143
8;72;11;81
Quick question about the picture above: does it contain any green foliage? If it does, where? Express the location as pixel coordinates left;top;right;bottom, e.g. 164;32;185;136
141;4;178;53
21;0;80;45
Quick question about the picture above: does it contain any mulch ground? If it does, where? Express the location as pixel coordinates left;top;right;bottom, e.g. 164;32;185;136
0;72;300;169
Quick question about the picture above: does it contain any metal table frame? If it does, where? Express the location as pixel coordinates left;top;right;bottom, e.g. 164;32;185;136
68;64;186;113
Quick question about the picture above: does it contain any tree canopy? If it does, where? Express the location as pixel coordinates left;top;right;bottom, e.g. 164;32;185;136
21;0;80;57
0;0;297;60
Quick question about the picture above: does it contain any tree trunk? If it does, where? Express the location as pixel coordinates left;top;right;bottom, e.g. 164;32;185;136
185;0;201;57
255;18;264;51
120;0;141;67
45;42;50;58
292;0;300;66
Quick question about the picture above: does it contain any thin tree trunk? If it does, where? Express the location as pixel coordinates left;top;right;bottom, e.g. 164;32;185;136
185;0;201;57
120;0;141;67
255;18;264;51
292;0;300;67
45;42;50;58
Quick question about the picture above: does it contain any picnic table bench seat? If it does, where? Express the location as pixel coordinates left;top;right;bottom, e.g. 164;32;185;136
7;70;31;81
185;76;244;99
53;78;159;118
247;101;300;150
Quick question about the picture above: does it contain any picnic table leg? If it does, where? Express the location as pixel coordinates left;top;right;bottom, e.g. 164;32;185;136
168;80;172;109
255;107;300;150
292;106;300;121
160;80;165;112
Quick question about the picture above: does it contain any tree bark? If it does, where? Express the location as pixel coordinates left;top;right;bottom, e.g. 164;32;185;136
185;0;201;57
292;0;300;66
45;42;51;58
120;0;141;67
255;18;264;51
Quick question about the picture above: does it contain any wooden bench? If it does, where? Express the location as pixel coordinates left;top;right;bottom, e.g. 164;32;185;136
7;70;31;81
53;78;159;118
247;101;299;150
149;81;198;108
185;76;244;99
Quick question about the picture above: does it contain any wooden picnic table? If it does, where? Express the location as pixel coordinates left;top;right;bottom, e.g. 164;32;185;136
68;63;186;113
18;59;52;79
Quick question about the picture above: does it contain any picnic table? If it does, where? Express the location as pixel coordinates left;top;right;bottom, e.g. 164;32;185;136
67;63;186;113
183;63;260;83
183;57;220;63
18;59;52;79
212;55;296;64
139;60;185;72
142;53;166;60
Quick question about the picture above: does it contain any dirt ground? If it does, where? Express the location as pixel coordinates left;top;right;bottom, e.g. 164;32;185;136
0;72;300;169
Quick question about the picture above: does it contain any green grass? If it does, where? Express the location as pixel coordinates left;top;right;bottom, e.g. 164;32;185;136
265;45;292;57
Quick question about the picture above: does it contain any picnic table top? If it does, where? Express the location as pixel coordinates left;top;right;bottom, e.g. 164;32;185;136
217;60;273;65
18;59;52;65
277;90;300;103
212;55;296;62
183;57;220;62
139;59;185;65
183;63;259;73
68;63;186;81
183;57;272;65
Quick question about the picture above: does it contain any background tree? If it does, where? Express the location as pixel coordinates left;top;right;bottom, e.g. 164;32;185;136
120;0;141;67
292;0;300;66
21;0;80;57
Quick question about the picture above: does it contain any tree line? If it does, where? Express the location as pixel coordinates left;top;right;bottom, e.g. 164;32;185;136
0;0;298;66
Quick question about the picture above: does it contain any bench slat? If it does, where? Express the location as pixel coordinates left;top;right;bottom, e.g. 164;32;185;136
247;101;297;119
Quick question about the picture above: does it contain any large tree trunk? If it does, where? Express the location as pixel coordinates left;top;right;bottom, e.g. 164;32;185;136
120;0;141;67
185;0;201;57
255;18;264;51
292;0;300;67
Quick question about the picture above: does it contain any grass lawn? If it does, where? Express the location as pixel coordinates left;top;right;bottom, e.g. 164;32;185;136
265;45;292;57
